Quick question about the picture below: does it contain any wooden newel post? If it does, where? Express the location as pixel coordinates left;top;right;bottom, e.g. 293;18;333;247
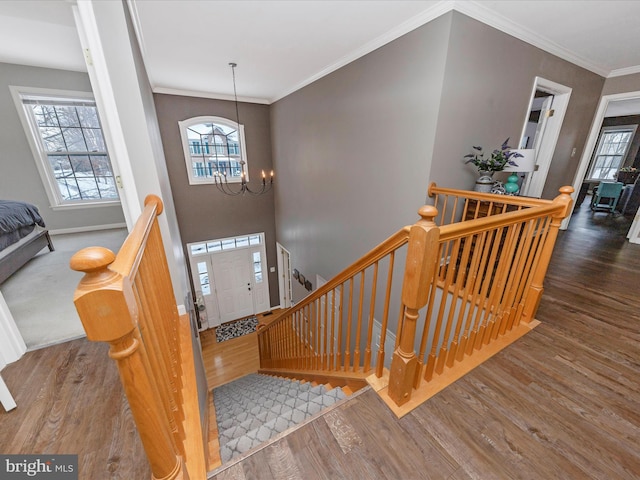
388;206;440;406
522;186;574;324
70;247;189;480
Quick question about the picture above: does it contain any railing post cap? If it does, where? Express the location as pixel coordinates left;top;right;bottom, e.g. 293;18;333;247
70;246;116;273
144;194;164;215
558;186;574;195
417;205;438;221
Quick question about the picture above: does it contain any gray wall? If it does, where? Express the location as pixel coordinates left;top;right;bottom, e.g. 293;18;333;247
153;94;279;307
0;62;126;230
271;13;452;301
431;13;604;200
601;73;640;169
602;72;640;96
271;11;605;302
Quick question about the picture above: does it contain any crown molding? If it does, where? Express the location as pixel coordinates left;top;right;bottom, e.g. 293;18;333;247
453;0;609;78
271;1;457;103
153;86;270;105
608;65;640;78
272;0;621;103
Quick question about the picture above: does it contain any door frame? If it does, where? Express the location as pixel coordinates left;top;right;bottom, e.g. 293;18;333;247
563;89;640;244
186;232;271;329
276;243;293;309
519;77;572;197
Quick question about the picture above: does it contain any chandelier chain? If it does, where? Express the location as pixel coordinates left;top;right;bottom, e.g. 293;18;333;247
213;62;273;196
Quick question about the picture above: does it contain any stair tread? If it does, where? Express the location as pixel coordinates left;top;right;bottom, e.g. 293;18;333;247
214;374;349;462
218;389;338;439
220;390;346;461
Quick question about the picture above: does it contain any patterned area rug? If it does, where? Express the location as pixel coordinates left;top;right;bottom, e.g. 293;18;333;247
215;316;258;343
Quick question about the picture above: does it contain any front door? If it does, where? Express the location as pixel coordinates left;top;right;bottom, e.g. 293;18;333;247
188;233;270;329
211;249;255;324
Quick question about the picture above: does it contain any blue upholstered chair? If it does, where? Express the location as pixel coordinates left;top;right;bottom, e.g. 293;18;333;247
590;181;624;213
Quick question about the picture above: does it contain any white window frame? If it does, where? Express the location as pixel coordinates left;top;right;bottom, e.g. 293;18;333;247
10;86;120;210
587;125;637;181
178;115;248;186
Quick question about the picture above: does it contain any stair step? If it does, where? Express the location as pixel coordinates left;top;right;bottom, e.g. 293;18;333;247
215;381;322;428
214;373;350;463
341;385;354;396
219;386;328;437
219;388;347;462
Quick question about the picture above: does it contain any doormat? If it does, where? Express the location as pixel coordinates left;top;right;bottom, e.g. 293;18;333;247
215;316;259;343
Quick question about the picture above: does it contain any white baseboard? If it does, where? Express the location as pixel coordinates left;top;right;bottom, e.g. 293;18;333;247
49;223;127;235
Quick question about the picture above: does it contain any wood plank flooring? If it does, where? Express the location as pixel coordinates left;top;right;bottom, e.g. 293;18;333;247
202;310;282;389
1;203;638;479
209;204;640;479
0;338;151;479
201;329;260;389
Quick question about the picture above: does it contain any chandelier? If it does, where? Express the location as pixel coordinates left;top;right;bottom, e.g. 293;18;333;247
213;62;274;196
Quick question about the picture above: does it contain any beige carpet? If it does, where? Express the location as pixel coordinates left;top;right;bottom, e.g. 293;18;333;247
0;228;127;350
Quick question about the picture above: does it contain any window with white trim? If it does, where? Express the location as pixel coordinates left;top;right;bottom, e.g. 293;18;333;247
178;116;248;185
12;88;119;208
188;233;262;257
588;125;637;181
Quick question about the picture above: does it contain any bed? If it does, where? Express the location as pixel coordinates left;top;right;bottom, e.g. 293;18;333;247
0;200;54;284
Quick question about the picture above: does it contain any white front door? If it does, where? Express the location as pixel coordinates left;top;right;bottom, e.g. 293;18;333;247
211;249;255;324
187;233;271;328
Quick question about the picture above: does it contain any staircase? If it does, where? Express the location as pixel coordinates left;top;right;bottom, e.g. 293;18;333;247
213;374;348;462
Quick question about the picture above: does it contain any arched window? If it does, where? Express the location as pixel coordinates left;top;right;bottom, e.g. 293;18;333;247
178;116;248;185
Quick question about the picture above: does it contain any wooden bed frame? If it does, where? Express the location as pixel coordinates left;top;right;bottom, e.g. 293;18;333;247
0;229;54;284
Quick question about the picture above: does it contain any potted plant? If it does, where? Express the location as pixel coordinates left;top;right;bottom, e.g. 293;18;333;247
464;138;522;192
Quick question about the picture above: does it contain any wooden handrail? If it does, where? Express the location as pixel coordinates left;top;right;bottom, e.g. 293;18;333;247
428;182;554;207
261;226;411;329
109;194;163;277
438;201;562;241
258;226;412;377
258;185;574;412
71;195;205;480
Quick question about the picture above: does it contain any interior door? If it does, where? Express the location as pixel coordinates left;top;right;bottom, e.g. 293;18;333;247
519;78;572;198
521;93;553;194
277;243;292;309
211;250;255;324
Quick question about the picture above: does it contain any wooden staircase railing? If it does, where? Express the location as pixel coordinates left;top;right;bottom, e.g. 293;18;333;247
258;183;573;415
70;195;206;480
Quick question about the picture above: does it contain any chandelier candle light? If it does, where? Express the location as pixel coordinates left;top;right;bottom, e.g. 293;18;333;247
213;62;274;196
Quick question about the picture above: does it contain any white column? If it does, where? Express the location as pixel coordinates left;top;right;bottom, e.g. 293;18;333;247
0;291;26;367
71;0;188;305
628;206;640;244
0;291;26;411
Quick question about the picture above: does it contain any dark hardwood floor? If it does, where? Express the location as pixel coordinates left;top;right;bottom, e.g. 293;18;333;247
1;200;638;479
210;203;640;479
0;339;151;478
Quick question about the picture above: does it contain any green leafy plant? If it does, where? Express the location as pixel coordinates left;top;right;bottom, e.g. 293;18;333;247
464;138;522;173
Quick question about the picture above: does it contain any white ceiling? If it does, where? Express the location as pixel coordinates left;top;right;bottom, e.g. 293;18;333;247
1;0;640;106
